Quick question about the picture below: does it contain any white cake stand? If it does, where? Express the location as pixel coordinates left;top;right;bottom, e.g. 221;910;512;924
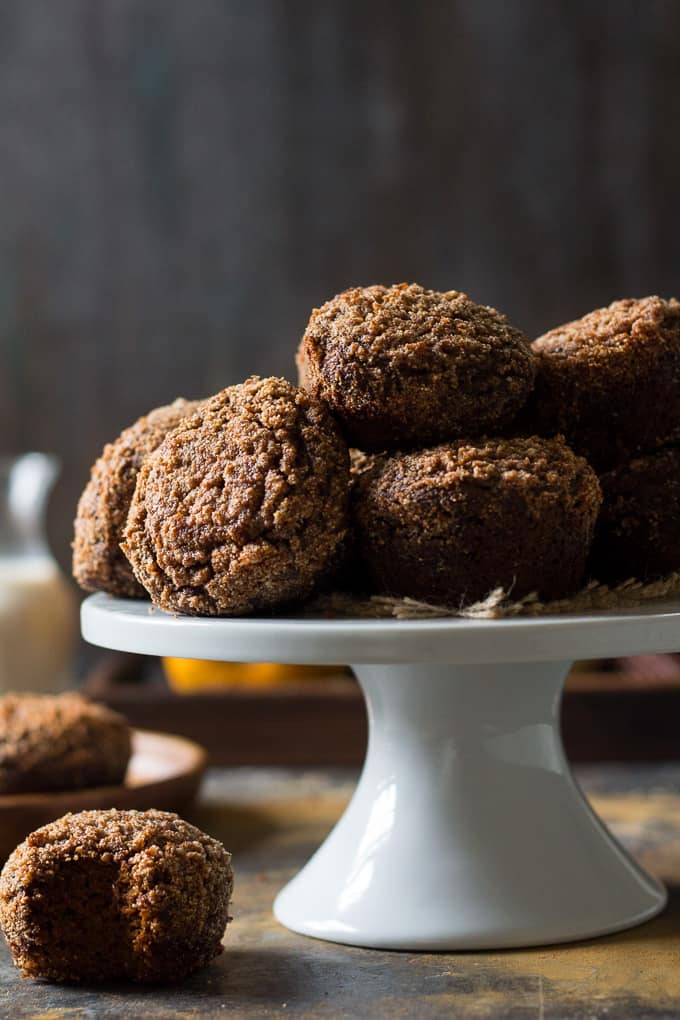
82;593;680;950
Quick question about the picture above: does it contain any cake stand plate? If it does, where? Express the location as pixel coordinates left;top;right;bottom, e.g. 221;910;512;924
82;593;680;950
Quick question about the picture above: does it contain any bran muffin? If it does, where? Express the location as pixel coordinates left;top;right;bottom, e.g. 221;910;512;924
531;296;680;471
352;436;602;606
122;376;350;616
297;283;536;450
73;398;202;597
590;445;680;584
0;693;131;795
0;809;233;983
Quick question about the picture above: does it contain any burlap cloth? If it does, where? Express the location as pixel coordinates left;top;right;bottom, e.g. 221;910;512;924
306;572;680;620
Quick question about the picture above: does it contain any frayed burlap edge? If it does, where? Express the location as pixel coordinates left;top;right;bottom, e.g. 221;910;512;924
306;571;680;620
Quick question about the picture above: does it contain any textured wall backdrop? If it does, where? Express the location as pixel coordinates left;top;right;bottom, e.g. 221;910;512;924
0;0;679;569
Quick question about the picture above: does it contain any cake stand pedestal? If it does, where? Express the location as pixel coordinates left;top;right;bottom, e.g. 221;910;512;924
82;593;680;950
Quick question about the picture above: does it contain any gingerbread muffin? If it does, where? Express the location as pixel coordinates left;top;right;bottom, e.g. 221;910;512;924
73;398;202;597
297;283;536;450
0;693;131;795
590;445;680;584
122;376;349;616
532;296;680;471
352;436;602;606
0;809;232;983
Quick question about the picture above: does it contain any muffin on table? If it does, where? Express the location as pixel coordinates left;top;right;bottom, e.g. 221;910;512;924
297;283;536;450
530;296;680;472
0;809;233;983
0;692;131;795
590;444;680;584
122;376;350;616
73;398;202;597
352;435;602;606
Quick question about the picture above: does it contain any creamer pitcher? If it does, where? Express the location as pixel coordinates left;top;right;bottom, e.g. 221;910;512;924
0;454;77;692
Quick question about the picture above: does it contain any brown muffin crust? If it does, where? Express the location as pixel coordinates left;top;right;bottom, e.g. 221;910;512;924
590;444;680;584
0;693;131;795
353;436;602;606
532;296;680;471
297;283;536;450
122;376;350;616
73;398;202;597
0;808;232;983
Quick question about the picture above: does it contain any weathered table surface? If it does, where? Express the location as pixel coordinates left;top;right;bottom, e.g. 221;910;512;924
1;764;679;1019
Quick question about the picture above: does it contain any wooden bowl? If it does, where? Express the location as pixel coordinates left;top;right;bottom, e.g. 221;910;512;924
0;729;207;862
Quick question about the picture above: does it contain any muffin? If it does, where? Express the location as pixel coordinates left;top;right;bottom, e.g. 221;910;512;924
590;445;680;584
532;296;680;471
352;436;602;606
122;376;350;616
0;809;233;983
73;398;202;597
297;283;536;450
0;692;131;795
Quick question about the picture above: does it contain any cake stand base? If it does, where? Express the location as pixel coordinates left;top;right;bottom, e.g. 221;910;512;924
82;594;680;950
274;661;665;949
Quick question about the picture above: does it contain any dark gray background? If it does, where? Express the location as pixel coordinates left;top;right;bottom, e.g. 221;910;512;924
0;0;678;569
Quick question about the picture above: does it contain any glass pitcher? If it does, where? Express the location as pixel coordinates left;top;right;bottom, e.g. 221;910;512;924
0;454;77;693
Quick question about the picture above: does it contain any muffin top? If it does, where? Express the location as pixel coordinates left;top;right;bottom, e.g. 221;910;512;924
73;398;202;597
2;808;229;870
534;296;680;362
355;434;601;529
298;283;535;449
123;376;349;616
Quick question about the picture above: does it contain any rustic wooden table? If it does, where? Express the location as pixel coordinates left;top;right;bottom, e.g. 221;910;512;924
1;764;679;1019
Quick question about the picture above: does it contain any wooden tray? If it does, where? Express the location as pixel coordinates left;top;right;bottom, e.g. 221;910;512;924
0;729;207;861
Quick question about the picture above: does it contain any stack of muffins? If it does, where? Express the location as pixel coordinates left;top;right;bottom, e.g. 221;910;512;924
73;284;680;615
530;296;680;585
